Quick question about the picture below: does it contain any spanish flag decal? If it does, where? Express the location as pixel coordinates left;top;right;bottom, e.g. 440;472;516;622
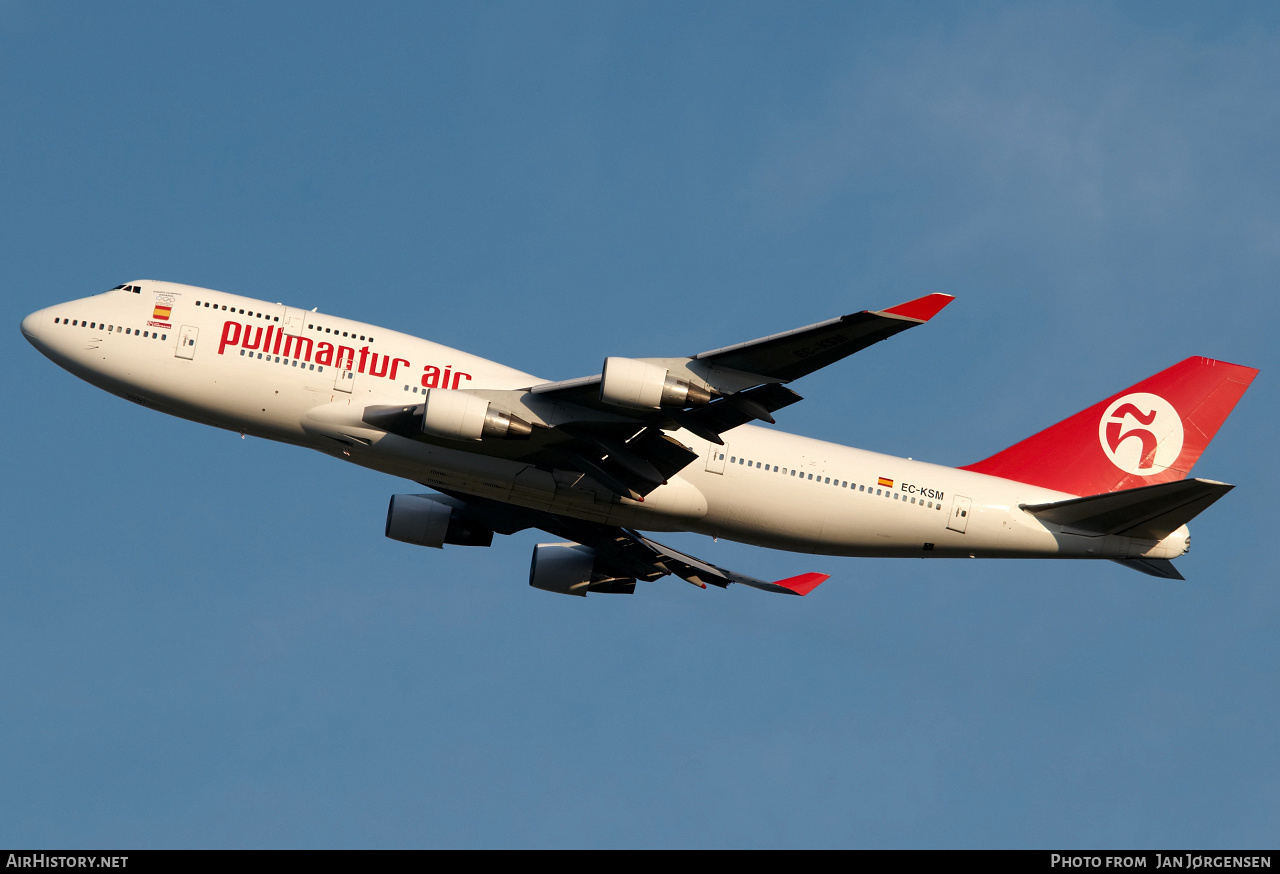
152;304;172;321
878;476;893;488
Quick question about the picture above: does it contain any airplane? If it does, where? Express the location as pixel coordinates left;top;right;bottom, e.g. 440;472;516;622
20;282;1258;597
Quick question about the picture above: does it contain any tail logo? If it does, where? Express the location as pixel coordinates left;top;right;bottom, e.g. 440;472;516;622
1097;392;1184;476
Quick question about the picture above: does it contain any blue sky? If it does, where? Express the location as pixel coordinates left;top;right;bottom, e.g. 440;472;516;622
2;1;1277;848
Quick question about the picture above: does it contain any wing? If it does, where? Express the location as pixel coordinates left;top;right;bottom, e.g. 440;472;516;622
692;292;955;382
435;490;828;596
362;293;953;502
527;292;955;402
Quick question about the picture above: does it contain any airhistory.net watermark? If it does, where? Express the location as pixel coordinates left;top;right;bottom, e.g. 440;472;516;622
5;856;127;868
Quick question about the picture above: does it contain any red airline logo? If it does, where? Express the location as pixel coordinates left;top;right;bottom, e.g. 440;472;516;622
1098;392;1183;476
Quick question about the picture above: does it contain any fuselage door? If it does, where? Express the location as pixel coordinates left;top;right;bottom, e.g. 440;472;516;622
334;349;354;393
706;443;728;474
947;495;972;534
283;307;307;336
175;325;198;360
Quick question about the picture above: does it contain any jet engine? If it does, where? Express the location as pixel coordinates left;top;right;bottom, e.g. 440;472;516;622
528;543;636;596
599;358;713;410
420;388;532;441
385;494;494;548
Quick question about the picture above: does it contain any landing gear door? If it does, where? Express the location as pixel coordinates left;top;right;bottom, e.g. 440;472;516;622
706;443;728;474
176;325;198;360
947;495;972;534
334;349;354;393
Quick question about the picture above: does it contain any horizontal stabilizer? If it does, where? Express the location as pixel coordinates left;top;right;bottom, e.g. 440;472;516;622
1111;558;1186;580
1021;478;1233;540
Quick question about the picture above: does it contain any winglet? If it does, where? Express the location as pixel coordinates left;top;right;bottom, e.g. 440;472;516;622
878;293;955;323
772;572;829;596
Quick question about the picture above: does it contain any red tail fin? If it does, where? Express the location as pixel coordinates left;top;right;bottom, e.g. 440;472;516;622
961;357;1258;496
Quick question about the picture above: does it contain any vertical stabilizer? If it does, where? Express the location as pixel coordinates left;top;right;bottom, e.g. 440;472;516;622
962;357;1258;495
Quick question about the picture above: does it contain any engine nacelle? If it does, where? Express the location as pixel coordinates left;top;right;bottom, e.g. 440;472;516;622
385;494;493;548
420;388;532;441
528;543;636;596
599;358;713;410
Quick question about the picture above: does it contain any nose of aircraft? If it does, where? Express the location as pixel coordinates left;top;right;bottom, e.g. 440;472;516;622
20;309;43;343
20;307;60;356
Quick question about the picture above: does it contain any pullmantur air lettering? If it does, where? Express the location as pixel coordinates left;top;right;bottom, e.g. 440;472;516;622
217;319;441;384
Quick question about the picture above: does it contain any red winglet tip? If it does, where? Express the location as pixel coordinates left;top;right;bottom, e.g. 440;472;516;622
879;293;955;322
773;572;829;596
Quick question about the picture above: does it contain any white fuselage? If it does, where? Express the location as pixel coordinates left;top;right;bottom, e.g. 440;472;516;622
20;282;1190;563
